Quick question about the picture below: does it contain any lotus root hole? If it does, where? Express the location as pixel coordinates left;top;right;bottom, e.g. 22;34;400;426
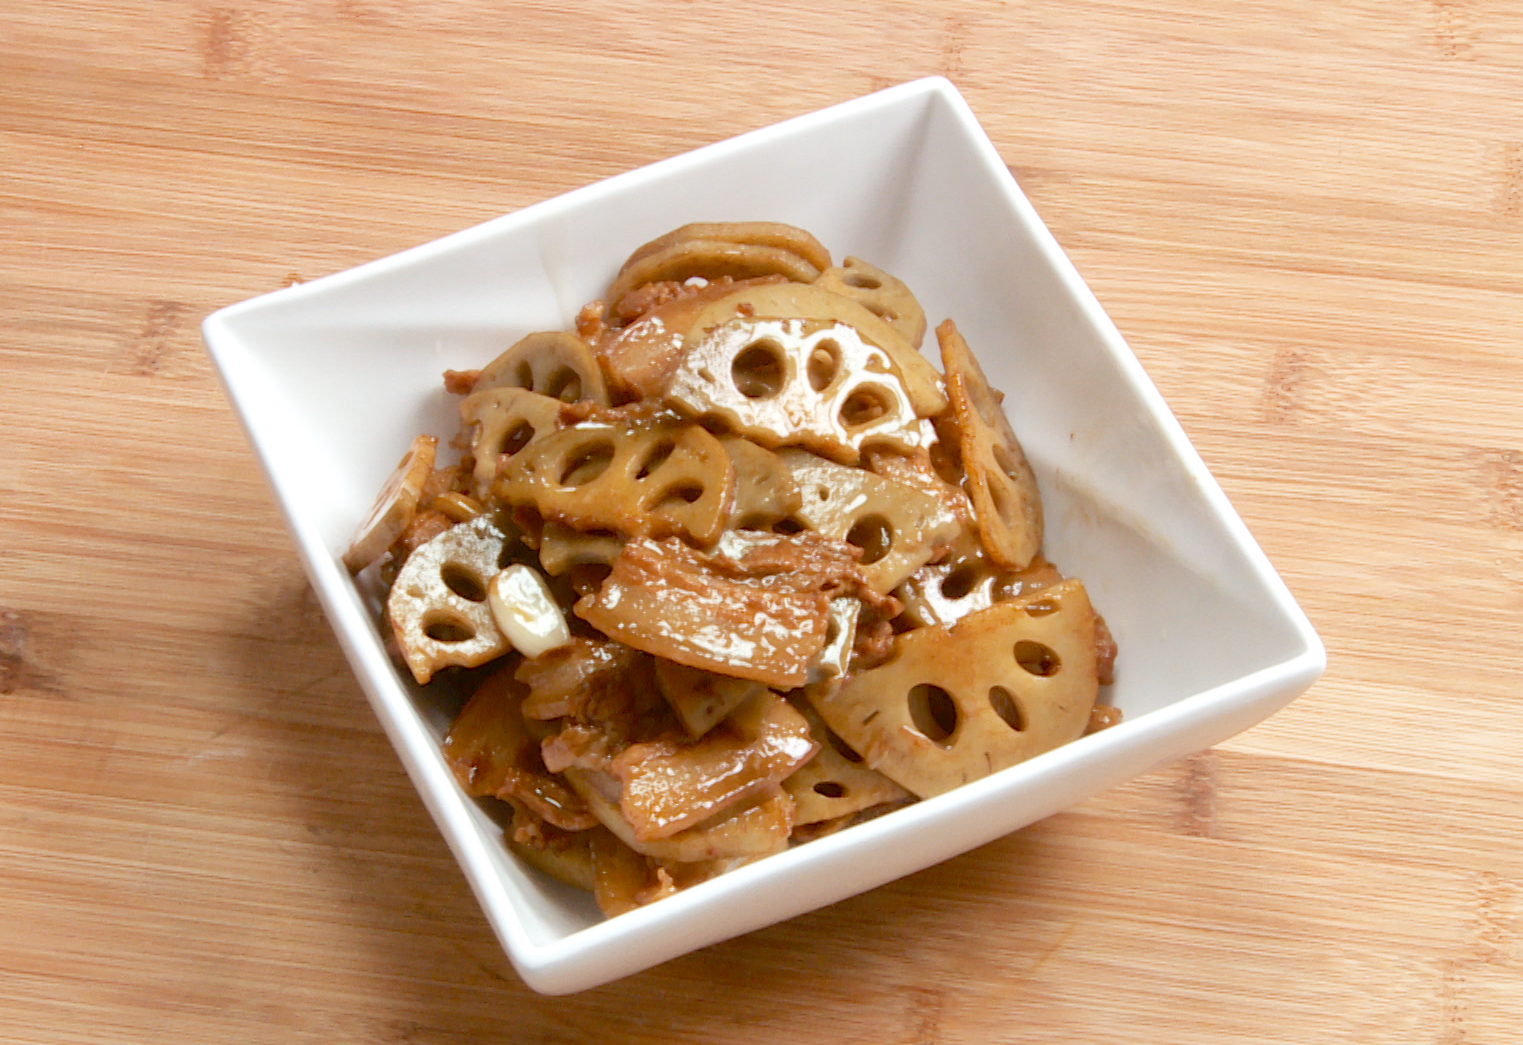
423;613;476;644
989;686;1026;732
1024;599;1059;618
907;684;959;745
941;566;981;600
634;439;677;480
991;576;1027;601
993;443;1023;481
546;367;582;403
1014;640;1061;677
513;360;534;388
499;420;535;457
840;386;893;429
440;563;488;603
827;730;864;763
863;356;890;374
732;341;787;399
650;481;705;511
812;781;847;798
843;271;882;290
988;472;1019;526
774;517;807;536
807;340;841;392
865;302;896;322
846;514;894;565
558;441;616;486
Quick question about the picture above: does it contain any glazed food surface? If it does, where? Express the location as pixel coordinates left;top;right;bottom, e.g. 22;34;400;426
346;222;1118;917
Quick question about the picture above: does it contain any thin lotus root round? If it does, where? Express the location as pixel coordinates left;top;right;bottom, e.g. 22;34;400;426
621;222;832;274
537;522;623;576
776;449;959;596
668;317;933;465
896;531;1063;628
719;435;801;530
682;282;947;418
459;387;564;499
937;319;1043;571
607;241;821;316
496;420;736;548
474;331;609;405
784;699;910;826
814;256;927;350
342;434;437;572
386;516;512;684
807;579;1098;798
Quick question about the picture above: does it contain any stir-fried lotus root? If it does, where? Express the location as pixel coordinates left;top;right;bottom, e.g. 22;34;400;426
896;531;1064;629
606;221;831;315
815;256;928;350
669;315;933;464
387;515;514;684
938;319;1043;570
777;448;959;596
496;418;736;548
343;434;437;572
784;700;911;826
720;435;801;530
808;579;1099;798
353;223;1116;919
596;277;784;401
474;330;609;405
458;387;564;499
680;282;947;418
621;222;833;274
537;522;623;576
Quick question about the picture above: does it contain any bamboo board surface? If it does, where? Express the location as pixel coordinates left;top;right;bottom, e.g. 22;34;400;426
4;1;1523;1040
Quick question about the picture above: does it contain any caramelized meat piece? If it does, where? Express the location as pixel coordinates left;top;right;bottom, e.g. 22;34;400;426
574;532;882;688
443;369;480;396
610;693;817;841
1094;614;1118;686
516;638;676;775
575;300;609;345
442;664;597;831
568;770;797;863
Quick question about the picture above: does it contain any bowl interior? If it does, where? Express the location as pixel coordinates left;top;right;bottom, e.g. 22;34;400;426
204;78;1317;990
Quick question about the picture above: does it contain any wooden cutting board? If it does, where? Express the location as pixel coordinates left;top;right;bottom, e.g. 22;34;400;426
3;2;1522;1040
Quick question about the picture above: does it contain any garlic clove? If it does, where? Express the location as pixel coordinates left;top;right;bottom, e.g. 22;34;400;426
488;564;571;659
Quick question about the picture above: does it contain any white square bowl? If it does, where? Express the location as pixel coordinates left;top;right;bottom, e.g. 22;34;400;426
201;77;1324;995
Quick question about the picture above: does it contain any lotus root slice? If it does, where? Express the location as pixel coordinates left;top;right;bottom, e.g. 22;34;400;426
777;449;959;596
496;420;735;547
815;256;927;349
387;515;512;684
474;330;609;405
938;319;1043;570
459;387;564;499
807;579;1098;798
669;317;933;464
342;434;437;573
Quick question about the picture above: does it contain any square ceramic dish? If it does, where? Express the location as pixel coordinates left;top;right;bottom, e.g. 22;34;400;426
201;77;1324;994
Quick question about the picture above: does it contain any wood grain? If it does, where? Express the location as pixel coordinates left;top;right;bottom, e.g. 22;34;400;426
4;1;1523;1040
